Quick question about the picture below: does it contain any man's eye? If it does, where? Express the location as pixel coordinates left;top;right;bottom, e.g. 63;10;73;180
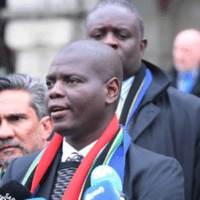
46;80;54;88
115;31;129;40
8;116;24;122
68;79;76;84
120;35;127;38
11;116;20;121
92;33;103;40
118;34;128;40
67;79;80;84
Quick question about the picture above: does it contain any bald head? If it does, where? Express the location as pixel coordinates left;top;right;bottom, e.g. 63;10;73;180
51;40;123;84
173;29;200;72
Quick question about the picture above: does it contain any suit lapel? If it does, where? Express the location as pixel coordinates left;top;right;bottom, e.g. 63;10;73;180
127;103;160;142
36;149;62;199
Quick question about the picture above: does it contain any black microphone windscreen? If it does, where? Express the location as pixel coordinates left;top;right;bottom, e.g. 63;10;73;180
0;180;32;200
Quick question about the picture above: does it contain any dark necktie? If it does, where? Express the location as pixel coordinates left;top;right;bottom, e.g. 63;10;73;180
50;153;84;200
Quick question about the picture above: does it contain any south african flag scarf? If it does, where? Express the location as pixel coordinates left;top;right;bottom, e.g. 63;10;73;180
23;115;131;200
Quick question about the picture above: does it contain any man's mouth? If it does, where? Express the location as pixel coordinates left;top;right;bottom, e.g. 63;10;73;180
50;106;69;119
50;106;67;112
0;145;20;152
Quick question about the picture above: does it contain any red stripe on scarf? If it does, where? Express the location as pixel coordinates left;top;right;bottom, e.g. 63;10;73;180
62;115;119;199
30;133;63;193
30;115;119;200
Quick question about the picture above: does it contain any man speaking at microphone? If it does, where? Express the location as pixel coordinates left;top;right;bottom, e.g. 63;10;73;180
1;40;184;200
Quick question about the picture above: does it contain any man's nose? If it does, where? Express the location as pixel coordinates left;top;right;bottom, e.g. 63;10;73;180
48;81;65;99
0;120;15;139
103;33;118;49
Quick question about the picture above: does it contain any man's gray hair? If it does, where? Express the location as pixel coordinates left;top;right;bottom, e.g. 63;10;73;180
0;74;47;120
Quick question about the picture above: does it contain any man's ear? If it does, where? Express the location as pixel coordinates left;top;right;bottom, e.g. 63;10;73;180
39;116;54;141
140;39;147;57
105;77;120;105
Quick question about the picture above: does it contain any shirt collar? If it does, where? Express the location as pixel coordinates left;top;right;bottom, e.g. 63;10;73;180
61;138;97;162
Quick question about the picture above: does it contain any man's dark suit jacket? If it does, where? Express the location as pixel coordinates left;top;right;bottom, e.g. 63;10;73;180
169;67;200;97
1;142;184;200
126;60;200;200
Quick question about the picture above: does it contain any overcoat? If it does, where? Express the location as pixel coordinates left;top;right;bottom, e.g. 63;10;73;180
128;60;200;200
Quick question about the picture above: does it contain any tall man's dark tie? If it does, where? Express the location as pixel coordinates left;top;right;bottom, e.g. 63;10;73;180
180;72;195;93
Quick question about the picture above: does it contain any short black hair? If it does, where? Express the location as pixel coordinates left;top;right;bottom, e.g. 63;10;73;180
86;0;144;38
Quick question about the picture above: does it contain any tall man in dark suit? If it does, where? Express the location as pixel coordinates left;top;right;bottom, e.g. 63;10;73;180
1;40;184;200
85;1;200;199
169;29;200;96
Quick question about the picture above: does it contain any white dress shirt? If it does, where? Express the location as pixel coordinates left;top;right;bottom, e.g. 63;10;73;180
61;138;97;162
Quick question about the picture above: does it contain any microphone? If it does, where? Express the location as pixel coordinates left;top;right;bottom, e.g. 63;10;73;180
0;180;32;200
83;165;125;200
